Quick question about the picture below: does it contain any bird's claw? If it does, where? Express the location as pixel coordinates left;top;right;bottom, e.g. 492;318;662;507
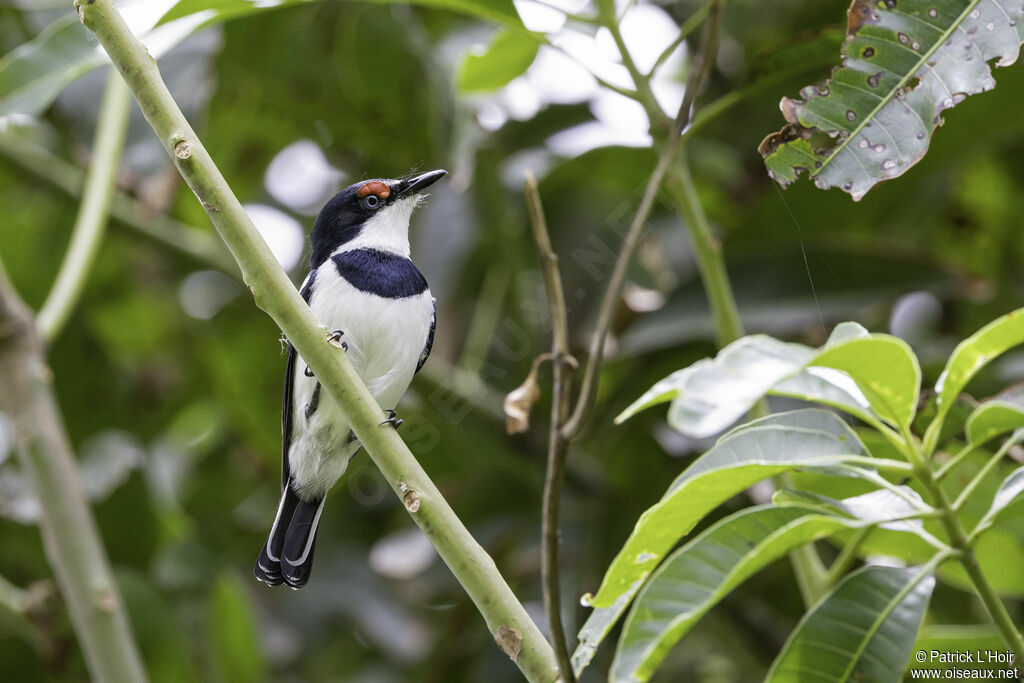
326;330;348;352
379;409;403;429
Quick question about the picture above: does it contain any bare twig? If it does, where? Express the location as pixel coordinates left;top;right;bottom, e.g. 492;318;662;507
647;3;710;78
525;172;577;682
562;0;724;440
37;69;131;342
0;261;146;683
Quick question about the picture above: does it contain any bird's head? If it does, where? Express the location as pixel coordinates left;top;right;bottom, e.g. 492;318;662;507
309;169;447;267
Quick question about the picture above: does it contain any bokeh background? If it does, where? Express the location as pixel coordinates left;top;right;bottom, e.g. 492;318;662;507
2;0;1024;680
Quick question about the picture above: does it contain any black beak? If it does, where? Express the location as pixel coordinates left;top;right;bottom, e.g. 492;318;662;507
396;169;447;198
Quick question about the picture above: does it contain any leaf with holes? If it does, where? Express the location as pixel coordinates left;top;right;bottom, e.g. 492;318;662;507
759;0;1024;201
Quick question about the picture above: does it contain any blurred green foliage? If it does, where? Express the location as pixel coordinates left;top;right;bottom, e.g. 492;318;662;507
1;0;1023;681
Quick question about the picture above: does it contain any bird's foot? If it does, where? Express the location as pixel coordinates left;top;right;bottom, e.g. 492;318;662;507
379;409;403;429
326;330;348;352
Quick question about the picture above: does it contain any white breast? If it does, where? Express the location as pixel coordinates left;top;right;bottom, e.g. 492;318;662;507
287;260;432;499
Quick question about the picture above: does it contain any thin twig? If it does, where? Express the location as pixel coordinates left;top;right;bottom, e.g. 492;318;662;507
935;441;979;481
824;526;872;587
904;434;1024;664
601;2;662;121
37;69;131;342
952;434;1019;511
77;1;558;678
562;0;724;440
668;157;743;345
535;35;640;101
646;3;710;78
0;260;146;683
526;172;577;683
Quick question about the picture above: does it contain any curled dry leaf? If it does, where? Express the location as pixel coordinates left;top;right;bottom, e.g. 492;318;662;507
504;361;543;435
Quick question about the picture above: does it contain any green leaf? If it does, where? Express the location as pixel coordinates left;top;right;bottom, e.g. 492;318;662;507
760;0;1024;201
0;0;523;117
0;15;101;118
614;369;687;424
456;29;538;93
978;466;1024;528
939;526;1024;597
825;321;871;345
617;327;902;437
209;574;265;683
0;8;215;118
966;401;1024;445
926;309;1024;451
160;0;524;28
769;367;875;425
811;335;920;430
767;565;936;683
572;579;643;677
666;336;815;437
589;409;876;608
610;506;857;682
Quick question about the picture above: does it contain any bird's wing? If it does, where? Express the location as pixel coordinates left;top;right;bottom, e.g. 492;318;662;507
415;297;436;375
281;269;318;491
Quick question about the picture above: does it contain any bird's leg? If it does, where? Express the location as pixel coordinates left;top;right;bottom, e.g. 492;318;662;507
379;409;403;429
327;329;349;352
305;382;322;421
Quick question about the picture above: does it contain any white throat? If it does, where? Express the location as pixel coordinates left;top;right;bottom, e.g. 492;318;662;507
334;195;421;257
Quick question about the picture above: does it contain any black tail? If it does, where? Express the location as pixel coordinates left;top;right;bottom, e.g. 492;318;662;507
254;481;324;589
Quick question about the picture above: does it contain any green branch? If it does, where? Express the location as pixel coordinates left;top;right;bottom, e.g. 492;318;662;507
666;157;743;346
0;263;146;683
77;1;557;679
37;69;131;341
906;436;1024;665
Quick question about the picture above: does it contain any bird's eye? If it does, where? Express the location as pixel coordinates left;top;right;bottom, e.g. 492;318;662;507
362;195;381;209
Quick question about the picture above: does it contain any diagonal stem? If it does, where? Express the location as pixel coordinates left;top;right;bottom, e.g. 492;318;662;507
905;434;1024;665
76;1;558;679
562;0;723;440
666;156;743;345
0;261;146;683
37;70;131;341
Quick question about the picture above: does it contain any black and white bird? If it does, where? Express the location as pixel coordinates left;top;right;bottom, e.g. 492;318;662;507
254;169;446;588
